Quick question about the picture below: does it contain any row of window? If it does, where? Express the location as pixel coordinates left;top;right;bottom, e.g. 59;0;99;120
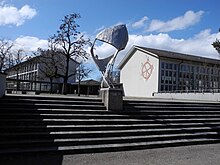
8;71;38;81
19;63;38;73
7;63;38;77
161;62;220;75
160;61;220;92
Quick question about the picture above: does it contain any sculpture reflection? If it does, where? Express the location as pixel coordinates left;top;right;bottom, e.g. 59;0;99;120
90;24;128;88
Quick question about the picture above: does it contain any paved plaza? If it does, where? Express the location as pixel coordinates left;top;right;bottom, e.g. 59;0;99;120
62;144;220;165
1;143;220;165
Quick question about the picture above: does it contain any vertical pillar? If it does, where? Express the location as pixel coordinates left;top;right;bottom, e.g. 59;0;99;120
100;88;123;111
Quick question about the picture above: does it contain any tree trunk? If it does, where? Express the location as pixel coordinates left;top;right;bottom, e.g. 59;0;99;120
62;77;68;95
62;55;70;95
78;79;81;96
16;71;19;92
77;66;81;96
49;78;53;94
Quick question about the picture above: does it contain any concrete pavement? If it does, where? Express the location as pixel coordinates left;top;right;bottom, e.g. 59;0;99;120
62;144;220;165
1;143;220;165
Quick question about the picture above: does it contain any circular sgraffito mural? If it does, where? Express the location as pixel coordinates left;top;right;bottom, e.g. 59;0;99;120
141;58;154;80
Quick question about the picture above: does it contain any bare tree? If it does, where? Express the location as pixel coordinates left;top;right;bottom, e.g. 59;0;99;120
51;13;91;94
0;39;13;72
76;63;92;96
36;48;65;93
12;49;27;91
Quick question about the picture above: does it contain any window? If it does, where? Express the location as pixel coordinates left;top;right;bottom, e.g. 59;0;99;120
161;62;165;69
160;61;217;92
160;61;178;92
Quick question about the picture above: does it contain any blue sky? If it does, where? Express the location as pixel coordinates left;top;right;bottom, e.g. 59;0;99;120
0;0;220;79
1;0;219;39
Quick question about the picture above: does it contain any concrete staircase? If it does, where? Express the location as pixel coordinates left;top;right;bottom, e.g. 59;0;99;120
1;95;220;155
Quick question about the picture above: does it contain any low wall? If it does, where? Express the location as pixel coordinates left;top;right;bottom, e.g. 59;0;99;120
0;73;6;98
153;92;220;102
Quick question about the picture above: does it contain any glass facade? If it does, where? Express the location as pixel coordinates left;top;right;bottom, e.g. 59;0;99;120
159;60;220;92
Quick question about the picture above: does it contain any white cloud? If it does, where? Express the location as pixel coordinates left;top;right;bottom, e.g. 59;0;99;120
14;36;48;52
19;5;36;19
13;29;220;68
0;4;37;26
132;16;148;29
94;26;105;33
92;43;116;58
91;29;220;69
147;10;204;32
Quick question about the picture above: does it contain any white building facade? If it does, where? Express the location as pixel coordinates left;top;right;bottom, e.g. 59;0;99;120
118;46;220;98
5;54;78;92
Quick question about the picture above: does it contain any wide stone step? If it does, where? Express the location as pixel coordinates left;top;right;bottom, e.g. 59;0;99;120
128;114;220;119
3;95;101;102
3;108;220;116
0;108;108;114
1;138;220;155
124;103;220;107
0;118;157;124
0;99;103;106
124;106;220;111
1;127;220;140
1;132;219;148
3;117;220;122
0;102;105;109
123;100;220;107
119;110;220;115
1;122;220;133
0;113;129;119
2;117;220;126
2;113;220;120
2;95;220;155
4;108;220;115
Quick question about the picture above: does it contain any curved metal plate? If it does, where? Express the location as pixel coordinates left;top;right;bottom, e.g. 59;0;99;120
96;24;128;51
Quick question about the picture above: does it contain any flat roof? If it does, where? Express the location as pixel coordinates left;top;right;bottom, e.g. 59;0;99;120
4;53;79;72
118;45;220;69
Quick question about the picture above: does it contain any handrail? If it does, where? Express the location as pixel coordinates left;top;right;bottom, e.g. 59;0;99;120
154;89;220;94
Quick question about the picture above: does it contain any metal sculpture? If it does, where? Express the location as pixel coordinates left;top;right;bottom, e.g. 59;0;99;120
90;24;128;88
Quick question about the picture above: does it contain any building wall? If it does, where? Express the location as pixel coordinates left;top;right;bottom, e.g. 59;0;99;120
37;58;78;84
6;62;38;80
5;55;78;92
120;50;159;97
119;46;220;99
158;59;220;93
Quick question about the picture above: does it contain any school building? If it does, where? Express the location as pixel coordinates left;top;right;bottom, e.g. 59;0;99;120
118;45;220;99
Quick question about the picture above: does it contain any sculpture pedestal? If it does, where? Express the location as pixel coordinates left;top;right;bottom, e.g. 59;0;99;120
100;88;123;111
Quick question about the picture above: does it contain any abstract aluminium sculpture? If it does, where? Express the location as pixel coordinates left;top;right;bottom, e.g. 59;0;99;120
90;24;129;88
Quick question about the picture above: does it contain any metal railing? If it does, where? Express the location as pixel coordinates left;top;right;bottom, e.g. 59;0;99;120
155;88;220;94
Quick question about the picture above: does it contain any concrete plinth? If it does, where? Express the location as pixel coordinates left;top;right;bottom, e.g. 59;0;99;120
100;88;123;111
0;72;6;98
